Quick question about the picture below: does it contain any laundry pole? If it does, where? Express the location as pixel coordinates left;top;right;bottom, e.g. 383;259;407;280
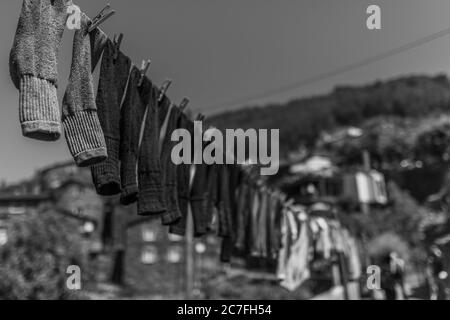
185;165;196;299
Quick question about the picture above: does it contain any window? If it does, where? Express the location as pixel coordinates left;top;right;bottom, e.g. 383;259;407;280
167;245;183;264
83;221;95;234
7;206;26;215
141;246;158;265
0;228;8;246
142;227;157;242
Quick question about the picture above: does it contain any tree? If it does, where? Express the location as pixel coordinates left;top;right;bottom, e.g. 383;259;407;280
0;208;87;300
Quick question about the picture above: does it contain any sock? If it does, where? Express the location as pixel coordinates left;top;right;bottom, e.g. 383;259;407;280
62;13;108;167
10;0;71;141
91;39;131;195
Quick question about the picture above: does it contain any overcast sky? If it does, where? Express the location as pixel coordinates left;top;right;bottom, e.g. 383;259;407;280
2;0;450;183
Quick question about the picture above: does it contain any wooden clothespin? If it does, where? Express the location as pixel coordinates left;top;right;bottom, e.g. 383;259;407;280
158;80;173;103
88;4;116;33
179;98;190;112
138;59;151;86
113;33;123;60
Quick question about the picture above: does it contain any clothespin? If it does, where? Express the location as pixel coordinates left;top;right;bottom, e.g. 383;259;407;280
180;98;190;112
138;59;151;86
158;80;173;103
88;4;116;33
113;33;123;60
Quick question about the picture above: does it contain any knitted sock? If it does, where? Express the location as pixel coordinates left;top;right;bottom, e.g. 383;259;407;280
137;79;166;215
190;163;209;237
217;165;232;238
62;13;108;167
91;39;131;195
169;114;194;235
10;0;70;141
120;67;147;205
159;102;182;226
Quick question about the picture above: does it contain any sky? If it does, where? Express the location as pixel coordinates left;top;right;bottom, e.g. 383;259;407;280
2;0;450;183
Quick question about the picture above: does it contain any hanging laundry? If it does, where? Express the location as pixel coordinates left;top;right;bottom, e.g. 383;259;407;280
62;13;108;167
159;102;182;226
10;0;69;141
346;233;362;280
204;164;219;232
234;178;251;253
137;80;166;216
217;165;232;238
254;189;269;258
267;193;284;260
170;113;194;235
91;39;131;195
278;209;311;291
249;186;261;258
217;165;234;262
311;217;333;260
170;161;209;237
119;66;148;205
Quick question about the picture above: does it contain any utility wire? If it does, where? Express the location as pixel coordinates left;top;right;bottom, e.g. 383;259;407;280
200;25;450;113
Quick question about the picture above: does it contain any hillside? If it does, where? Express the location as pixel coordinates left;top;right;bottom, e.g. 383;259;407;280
208;75;450;156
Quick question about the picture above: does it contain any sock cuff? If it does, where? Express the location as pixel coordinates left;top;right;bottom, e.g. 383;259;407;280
20;75;62;141
63;110;107;167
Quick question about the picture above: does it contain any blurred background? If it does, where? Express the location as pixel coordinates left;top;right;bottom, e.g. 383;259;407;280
2;0;450;299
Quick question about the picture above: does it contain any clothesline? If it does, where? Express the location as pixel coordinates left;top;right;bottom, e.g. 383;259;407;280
9;2;362;293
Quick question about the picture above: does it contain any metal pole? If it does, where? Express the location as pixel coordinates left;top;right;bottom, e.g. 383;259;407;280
185;165;196;299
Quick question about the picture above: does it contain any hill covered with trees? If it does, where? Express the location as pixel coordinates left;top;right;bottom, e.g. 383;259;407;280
209;74;450;156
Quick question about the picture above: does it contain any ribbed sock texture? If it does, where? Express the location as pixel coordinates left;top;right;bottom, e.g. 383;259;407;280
10;0;70;141
62;13;108;167
19;75;61;141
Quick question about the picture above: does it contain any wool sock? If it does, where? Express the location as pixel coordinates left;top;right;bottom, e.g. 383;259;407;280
159;102;182;226
10;0;71;141
91;39;131;195
62;13;108;167
169;114;194;235
137;79;166;215
120;66;147;205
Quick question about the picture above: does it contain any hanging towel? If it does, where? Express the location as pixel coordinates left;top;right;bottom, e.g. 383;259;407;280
137;79;166;216
91;39;131;195
62;13;108;167
159;101;182;225
119;66;147;205
10;0;71;141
